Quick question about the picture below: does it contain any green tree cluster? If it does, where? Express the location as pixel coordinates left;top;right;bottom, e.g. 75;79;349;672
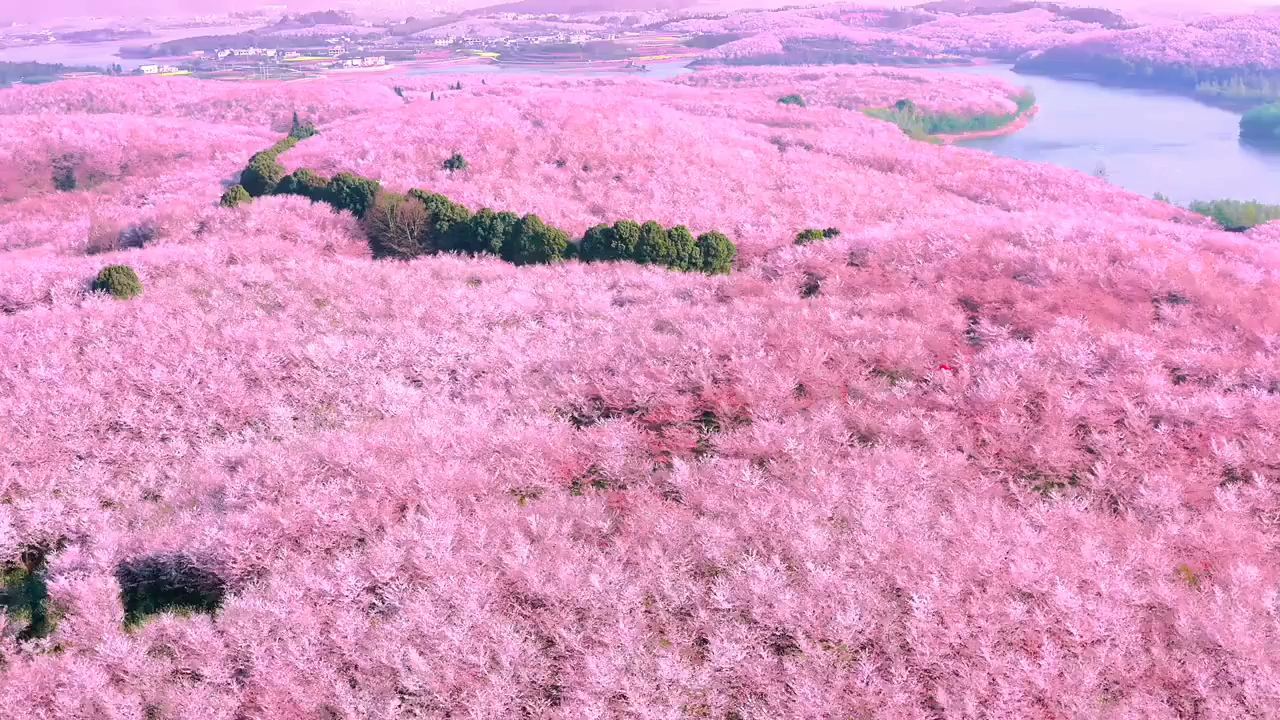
1189;198;1280;231
233;116;317;201
230;126;737;274
289;111;318;141
581;220;735;274
1240;103;1280;144
354;189;736;273
778;94;807;107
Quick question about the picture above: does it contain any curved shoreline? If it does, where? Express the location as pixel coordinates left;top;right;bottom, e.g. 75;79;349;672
936;105;1039;144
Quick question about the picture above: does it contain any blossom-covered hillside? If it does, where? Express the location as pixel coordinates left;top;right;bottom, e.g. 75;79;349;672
2;66;1279;719
678;4;1113;66
1014;13;1280;101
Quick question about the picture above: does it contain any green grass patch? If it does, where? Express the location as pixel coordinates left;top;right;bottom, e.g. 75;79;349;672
865;92;1035;142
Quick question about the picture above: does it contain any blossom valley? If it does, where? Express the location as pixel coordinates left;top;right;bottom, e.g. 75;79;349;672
2;4;1280;718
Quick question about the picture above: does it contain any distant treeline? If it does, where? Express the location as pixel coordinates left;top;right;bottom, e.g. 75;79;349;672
0;61;117;85
56;28;152;43
1014;53;1280;106
693;38;963;68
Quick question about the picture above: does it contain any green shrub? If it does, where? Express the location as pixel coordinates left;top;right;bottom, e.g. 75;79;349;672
580;223;630;262
443;153;469;172
407;190;473;251
239;151;287;197
667;225;702;271
275;168;330;201
116;554;225;628
778;94;806;107
795;227;841;245
219;184;252;208
504;214;571;265
635;220;677;267
1240;103;1280;144
92;265;142;300
696;231;737;274
268;136;299;156
795;229;826;245
323;172;382;219
464;208;520;256
288;111;318;141
612;221;642;258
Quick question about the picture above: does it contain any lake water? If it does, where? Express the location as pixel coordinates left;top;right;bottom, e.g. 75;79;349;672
0;24;257;70
937;64;1280;205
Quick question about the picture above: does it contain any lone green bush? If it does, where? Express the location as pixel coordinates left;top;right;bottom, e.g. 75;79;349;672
778;94;806;107
443;153;469;172
219;184;252;208
92;265;142;300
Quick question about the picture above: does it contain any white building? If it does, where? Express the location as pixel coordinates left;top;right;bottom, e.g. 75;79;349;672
139;64;160;75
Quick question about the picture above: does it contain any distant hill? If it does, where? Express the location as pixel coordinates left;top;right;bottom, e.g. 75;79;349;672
917;0;1130;28
470;0;695;12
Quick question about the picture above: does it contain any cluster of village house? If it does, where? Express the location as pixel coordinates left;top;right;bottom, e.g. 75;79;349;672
429;31;620;48
138;46;386;74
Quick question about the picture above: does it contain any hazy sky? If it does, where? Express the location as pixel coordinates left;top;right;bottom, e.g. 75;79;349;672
2;0;1273;26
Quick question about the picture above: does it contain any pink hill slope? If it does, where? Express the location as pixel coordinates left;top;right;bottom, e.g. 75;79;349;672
0;69;1278;719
